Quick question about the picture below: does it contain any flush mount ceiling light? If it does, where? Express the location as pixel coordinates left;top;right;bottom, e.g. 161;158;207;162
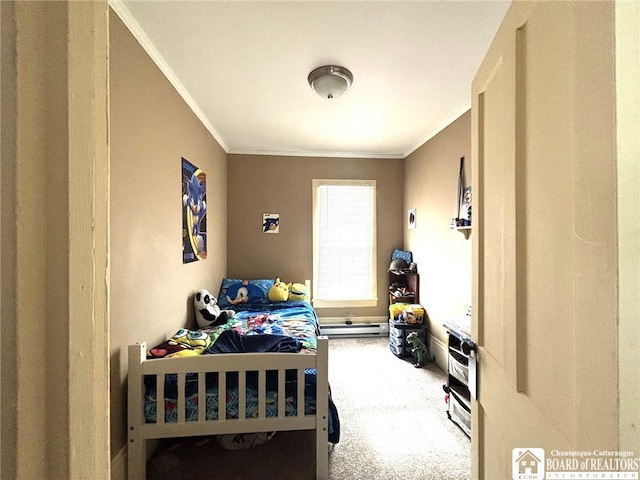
308;65;353;100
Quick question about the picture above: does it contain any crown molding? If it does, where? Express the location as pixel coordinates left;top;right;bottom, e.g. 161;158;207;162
227;148;404;160
403;102;471;158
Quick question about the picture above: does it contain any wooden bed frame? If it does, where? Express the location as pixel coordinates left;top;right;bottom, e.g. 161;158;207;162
128;336;329;479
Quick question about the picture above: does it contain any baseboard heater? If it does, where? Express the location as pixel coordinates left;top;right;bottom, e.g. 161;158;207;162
319;322;389;338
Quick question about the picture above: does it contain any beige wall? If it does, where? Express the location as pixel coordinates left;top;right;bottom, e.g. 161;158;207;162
227;154;404;320
404;111;472;363
109;10;228;457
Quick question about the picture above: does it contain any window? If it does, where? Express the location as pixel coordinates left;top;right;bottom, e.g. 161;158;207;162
312;179;377;307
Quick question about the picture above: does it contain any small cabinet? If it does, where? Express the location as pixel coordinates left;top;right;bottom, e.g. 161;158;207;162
443;324;472;437
388;319;426;359
388;271;419;305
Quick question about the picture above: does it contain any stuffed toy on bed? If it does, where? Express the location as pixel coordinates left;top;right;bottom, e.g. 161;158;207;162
287;282;309;301
194;289;234;328
148;329;212;358
268;278;289;302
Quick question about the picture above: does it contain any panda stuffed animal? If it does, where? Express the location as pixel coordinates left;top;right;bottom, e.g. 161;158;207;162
194;289;234;329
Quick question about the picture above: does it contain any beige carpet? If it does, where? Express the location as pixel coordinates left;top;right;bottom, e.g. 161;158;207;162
147;337;470;479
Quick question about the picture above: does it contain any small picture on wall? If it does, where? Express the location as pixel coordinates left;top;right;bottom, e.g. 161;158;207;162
459;186;472;227
182;157;207;263
408;208;417;230
263;213;280;233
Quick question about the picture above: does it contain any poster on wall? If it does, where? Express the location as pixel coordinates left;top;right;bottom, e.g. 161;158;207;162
182;157;207;263
408;208;416;229
459;186;472;227
262;213;280;233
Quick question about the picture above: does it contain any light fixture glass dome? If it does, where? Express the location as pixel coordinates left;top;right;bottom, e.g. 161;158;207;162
308;65;353;99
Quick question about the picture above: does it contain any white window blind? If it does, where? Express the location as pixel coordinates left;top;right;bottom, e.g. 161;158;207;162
313;180;377;307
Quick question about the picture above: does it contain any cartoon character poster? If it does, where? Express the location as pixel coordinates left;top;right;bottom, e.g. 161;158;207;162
182;157;207;263
262;213;280;233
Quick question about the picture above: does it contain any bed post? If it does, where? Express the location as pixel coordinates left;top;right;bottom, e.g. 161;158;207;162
315;336;329;480
128;343;147;480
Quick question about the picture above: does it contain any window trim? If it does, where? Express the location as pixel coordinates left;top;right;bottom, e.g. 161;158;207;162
312;179;378;308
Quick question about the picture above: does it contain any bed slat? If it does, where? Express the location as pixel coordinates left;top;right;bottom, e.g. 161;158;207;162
198;372;206;421
238;371;246;420
297;368;305;417
219;372;226;422
157;374;165;424
278;369;286;418
177;373;186;423
258;370;266;419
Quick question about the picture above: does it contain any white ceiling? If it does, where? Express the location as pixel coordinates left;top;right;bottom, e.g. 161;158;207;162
111;1;510;159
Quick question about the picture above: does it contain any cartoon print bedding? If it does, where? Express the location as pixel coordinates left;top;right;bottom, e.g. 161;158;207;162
203;300;320;351
143;300;340;444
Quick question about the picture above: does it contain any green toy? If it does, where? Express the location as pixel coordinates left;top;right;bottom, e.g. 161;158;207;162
406;331;435;367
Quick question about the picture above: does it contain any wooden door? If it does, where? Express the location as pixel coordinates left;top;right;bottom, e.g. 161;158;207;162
471;2;619;479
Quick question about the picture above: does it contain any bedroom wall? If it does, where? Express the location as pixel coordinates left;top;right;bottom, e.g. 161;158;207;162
227;154;404;321
404;111;472;367
109;10;228;458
